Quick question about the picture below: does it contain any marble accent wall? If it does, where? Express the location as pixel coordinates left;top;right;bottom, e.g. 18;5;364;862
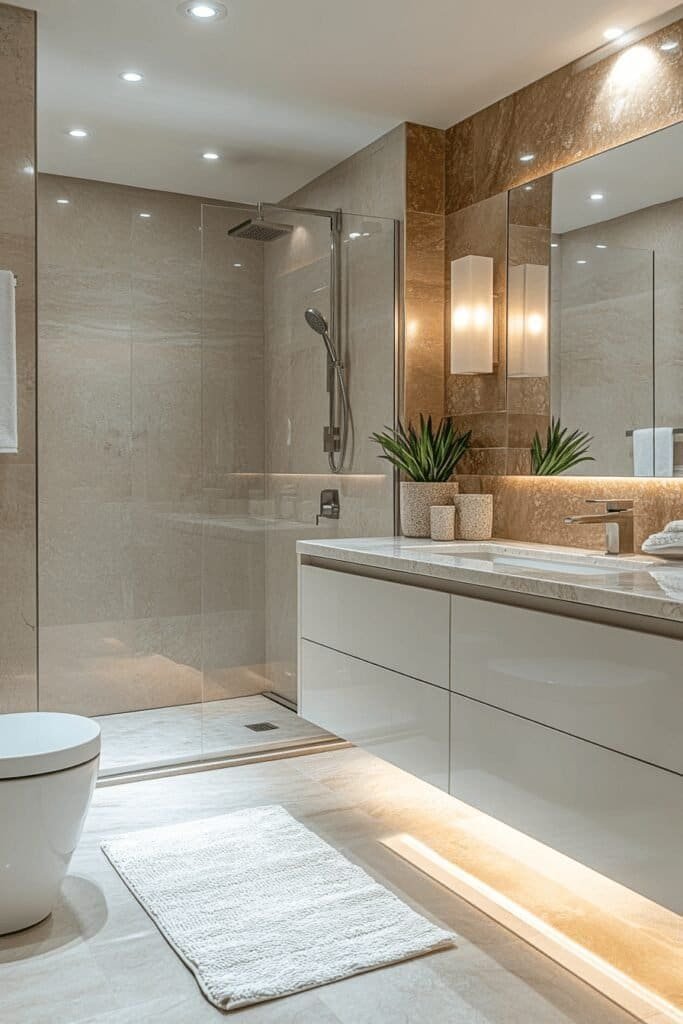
0;4;36;713
445;19;683;216
404;123;445;424
413;18;683;540
38;177;266;715
467;475;683;551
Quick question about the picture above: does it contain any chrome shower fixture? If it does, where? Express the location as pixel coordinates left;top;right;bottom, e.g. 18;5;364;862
228;202;293;242
304;307;350;474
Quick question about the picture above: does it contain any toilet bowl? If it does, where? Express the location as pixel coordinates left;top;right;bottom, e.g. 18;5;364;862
0;712;100;935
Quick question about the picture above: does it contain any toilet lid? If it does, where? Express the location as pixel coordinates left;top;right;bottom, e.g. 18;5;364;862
0;713;101;779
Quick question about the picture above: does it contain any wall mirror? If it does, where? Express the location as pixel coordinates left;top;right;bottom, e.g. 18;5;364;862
507;120;683;478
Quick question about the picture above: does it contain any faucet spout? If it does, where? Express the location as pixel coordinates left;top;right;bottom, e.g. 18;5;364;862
563;499;634;555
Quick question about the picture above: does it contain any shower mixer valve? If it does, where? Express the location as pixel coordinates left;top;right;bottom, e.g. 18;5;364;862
323;425;341;453
316;489;340;524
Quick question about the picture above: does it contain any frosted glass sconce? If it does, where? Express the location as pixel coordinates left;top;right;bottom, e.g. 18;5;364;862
450;255;494;374
507;263;549;378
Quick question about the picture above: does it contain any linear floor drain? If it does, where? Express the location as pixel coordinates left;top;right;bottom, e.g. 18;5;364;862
244;722;279;732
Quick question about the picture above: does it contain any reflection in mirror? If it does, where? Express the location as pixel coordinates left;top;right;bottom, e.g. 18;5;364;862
508;121;683;478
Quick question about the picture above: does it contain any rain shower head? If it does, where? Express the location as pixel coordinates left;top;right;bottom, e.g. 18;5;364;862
228;203;293;242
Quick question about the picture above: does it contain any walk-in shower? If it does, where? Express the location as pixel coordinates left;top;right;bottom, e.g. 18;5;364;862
33;183;397;776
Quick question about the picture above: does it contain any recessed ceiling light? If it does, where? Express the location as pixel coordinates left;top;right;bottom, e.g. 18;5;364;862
139;212;152;218
589;192;605;201
595;243;607;249
202;151;220;161
576;259;588;265
550;242;559;248
362;232;370;237
180;2;228;20
56;198;70;205
523;185;534;191
348;232;361;240
233;262;243;268
67;128;89;138
603;27;624;41
519;153;535;162
120;71;144;83
660;40;679;51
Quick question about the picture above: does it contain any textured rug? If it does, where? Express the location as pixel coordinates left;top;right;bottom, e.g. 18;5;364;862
102;805;455;1011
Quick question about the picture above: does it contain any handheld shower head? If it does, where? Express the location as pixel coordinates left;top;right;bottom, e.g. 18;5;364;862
304;308;338;365
304;307;328;335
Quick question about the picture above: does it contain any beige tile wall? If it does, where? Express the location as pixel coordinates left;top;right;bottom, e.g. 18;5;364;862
37;178;266;715
261;130;403;701
0;4;37;713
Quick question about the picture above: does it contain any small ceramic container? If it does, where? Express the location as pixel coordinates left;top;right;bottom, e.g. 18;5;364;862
454;494;493;540
430;505;455;541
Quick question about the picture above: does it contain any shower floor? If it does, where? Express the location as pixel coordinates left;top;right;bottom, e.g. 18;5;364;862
96;694;332;776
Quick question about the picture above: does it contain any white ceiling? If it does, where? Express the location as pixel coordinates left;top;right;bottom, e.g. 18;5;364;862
14;0;680;203
552;121;683;233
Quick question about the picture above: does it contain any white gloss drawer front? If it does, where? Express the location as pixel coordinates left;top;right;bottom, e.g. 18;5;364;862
451;596;683;775
450;696;683;914
300;640;450;792
300;565;450;689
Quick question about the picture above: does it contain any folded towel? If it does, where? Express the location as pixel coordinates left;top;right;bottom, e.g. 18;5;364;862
632;427;674;477
641;531;683;558
0;269;17;454
664;520;683;533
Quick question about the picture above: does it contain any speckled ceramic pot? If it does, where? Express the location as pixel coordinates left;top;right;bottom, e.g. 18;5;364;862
400;481;459;538
454;493;493;540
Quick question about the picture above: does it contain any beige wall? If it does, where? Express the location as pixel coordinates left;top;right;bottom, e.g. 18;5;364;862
261;129;402;701
0;4;36;713
38;176;266;715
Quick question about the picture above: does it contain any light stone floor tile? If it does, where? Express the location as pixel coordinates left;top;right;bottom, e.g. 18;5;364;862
0;748;639;1024
96;694;331;773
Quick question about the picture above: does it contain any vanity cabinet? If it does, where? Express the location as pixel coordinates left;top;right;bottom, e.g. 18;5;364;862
450;695;681;911
300;565;450;687
451;595;683;774
298;560;683;914
301;640;450;792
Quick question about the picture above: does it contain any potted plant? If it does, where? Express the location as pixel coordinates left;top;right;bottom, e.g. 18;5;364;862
531;417;594;476
371;415;472;537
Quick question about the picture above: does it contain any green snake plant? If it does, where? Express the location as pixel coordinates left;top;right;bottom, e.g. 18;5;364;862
531;417;594;476
371;415;471;482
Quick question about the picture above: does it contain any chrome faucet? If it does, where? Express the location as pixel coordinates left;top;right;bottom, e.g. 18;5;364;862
564;499;634;555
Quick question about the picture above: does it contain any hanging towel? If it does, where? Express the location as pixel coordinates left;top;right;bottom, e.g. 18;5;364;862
632;427;674;477
0;269;18;454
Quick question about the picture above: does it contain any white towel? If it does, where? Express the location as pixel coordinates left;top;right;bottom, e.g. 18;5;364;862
632;427;674;477
0;270;18;454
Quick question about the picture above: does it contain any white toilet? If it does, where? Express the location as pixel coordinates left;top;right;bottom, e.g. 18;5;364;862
0;712;101;935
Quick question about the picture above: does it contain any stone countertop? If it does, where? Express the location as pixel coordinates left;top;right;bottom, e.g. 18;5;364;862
296;537;683;625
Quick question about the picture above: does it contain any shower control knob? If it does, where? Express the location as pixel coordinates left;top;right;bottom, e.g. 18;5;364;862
316;489;340;524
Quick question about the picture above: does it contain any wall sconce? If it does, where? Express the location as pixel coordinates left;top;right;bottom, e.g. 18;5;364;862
450;255;494;374
507;263;549;377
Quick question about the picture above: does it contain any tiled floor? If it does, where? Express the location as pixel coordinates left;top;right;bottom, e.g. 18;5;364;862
0;747;639;1024
96;695;331;774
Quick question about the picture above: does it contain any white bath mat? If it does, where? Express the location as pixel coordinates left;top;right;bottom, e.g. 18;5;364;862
102;805;455;1011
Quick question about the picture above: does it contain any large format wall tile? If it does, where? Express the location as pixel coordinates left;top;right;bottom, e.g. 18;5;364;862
0;4;36;712
38;178;266;715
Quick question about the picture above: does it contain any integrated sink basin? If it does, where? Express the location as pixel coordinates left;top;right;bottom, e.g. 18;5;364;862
405;543;658;579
